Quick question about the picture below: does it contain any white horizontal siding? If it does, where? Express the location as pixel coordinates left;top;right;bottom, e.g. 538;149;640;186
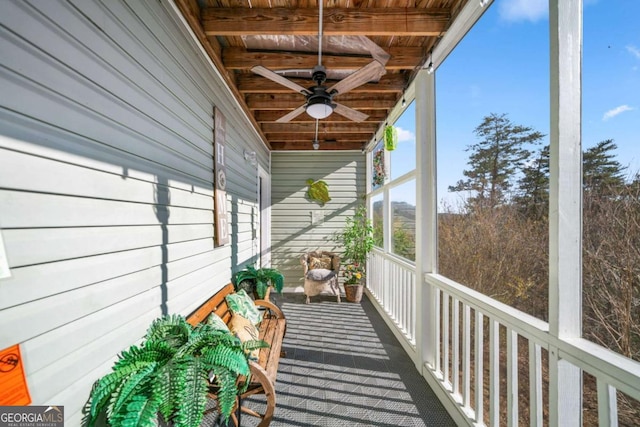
270;152;365;289
0;0;265;422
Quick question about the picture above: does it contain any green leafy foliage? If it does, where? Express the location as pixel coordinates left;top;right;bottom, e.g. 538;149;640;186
88;315;260;427
233;265;284;299
306;178;331;205
335;204;374;267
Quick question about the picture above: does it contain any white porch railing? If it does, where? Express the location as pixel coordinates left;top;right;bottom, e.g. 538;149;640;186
368;250;416;346
367;250;640;427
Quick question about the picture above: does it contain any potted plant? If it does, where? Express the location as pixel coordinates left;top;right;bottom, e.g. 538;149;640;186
343;262;366;302
87;315;266;427
232;265;284;300
335;204;374;302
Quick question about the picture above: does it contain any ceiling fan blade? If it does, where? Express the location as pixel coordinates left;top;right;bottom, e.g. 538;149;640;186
334;103;369;122
251;66;311;95
357;36;391;65
276;105;307;123
327;60;386;96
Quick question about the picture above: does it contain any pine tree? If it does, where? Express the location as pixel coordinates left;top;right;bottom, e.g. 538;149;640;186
449;113;544;210
583;139;626;193
516;145;550;220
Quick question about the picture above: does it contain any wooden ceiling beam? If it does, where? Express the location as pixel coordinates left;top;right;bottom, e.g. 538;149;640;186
265;133;372;142
223;47;424;70
246;93;397;110
261;122;378;134
237;73;406;94
172;0;271;149
202;7;450;36
269;141;366;150
254;110;388;122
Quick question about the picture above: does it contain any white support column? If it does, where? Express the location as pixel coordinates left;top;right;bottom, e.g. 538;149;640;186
548;0;583;425
415;69;437;372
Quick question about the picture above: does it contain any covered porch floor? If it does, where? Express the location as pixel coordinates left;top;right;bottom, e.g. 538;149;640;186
242;293;455;426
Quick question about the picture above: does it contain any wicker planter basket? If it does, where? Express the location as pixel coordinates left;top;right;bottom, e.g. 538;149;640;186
344;283;364;303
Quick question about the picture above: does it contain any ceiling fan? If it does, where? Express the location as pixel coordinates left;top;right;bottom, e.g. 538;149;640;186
251;1;387;123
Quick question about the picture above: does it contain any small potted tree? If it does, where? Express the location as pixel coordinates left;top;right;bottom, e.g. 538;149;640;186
336;204;374;302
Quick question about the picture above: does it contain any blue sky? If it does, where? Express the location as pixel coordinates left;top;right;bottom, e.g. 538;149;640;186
387;0;640;208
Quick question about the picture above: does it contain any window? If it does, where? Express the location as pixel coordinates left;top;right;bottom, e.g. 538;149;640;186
390;101;416;180
368;101;416;263
371;193;384;249
390;180;416;261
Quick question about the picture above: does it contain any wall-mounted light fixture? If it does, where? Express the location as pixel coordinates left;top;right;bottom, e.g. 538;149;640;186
312;140;320;150
243;149;257;166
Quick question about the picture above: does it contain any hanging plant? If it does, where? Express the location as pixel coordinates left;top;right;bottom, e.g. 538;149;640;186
384;125;398;151
306;178;331;206
372;149;386;187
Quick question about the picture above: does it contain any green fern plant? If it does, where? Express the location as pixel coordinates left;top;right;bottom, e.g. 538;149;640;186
87;314;267;427
233;265;284;299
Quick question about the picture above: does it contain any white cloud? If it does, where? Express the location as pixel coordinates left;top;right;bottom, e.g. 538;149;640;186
626;45;640;60
602;105;635;121
498;0;547;23
396;127;415;143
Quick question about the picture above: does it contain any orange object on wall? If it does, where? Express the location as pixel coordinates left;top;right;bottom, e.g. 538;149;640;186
0;344;32;405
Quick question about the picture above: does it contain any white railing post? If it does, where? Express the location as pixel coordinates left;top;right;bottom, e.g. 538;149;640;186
549;0;583;425
415;69;438;373
597;381;618;427
529;342;543;427
474;311;484;424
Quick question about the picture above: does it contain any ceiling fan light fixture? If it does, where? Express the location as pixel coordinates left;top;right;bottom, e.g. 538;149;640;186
306;95;334;119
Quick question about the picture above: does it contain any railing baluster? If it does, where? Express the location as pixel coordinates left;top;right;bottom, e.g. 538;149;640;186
435;287;441;374
443;292;450;388
507;328;518;427
411;273;416;343
453;298;460;398
463;304;471;410
475;311;484;424
529;341;543;427
597;380;618;427
489;319;499;427
398;268;409;335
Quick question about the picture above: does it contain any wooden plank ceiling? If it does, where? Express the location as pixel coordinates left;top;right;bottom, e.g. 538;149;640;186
177;0;468;151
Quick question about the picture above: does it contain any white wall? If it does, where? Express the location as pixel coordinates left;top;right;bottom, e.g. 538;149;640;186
0;0;266;423
270;151;366;290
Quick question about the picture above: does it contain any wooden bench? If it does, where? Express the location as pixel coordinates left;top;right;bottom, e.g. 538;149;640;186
186;283;286;427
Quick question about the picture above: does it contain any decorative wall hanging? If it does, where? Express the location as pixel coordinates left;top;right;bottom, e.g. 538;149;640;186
372;149;386;187
384;125;398;151
213;107;229;246
306;178;331;206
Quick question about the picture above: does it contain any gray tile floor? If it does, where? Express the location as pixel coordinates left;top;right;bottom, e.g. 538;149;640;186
235;292;456;427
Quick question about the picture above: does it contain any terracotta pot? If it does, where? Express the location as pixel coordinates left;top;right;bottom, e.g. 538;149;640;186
344;283;364;303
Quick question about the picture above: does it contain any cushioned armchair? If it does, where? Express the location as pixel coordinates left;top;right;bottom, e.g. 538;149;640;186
301;251;341;304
